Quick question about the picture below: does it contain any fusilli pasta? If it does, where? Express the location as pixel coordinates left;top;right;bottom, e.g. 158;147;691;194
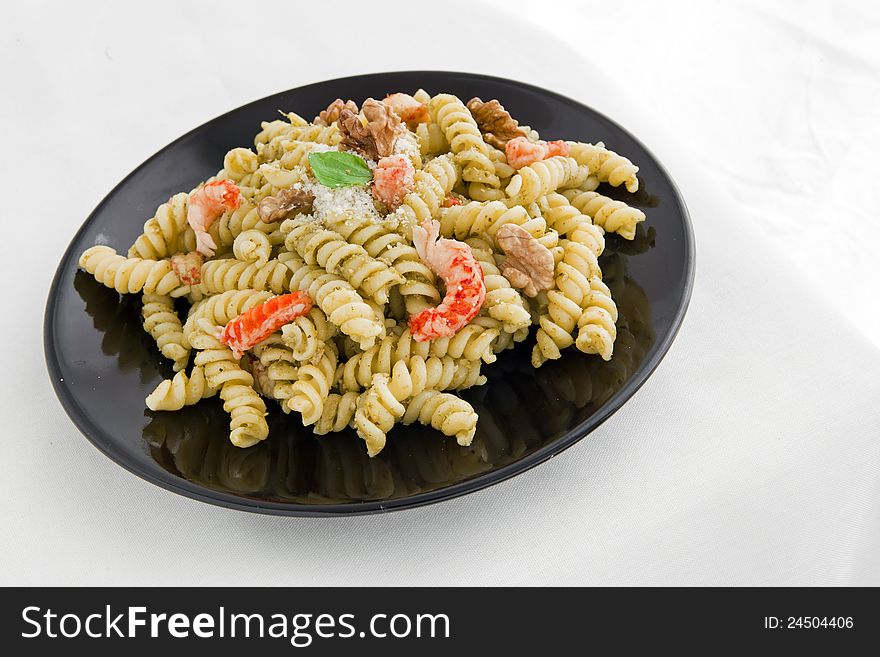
141;293;190;371
562;188;645;240
145;365;216;411
567;141;639;193
78;88;648;456
80;246;185;296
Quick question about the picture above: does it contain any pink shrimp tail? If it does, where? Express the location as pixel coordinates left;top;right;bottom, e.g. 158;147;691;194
220;291;313;359
506;137;570;169
409;220;486;341
187;180;242;256
195;231;217;257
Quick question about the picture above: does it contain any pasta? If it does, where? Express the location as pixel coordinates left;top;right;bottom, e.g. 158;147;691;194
562;188;646;240
249;334;299;402
222;147;260;183
337;350;485;394
354;373;405;456
429;94;501;188
284;345;338;425
531;241;595;367
465;237;532;333
395;154;460;230
284;257;385;350
313;391;360;435
194;336;269;447
232;229;272;266
80;246;185;296
504;156;586;205
78;89;649;455
281;307;337;363
145;365;216;411
575;276;618;360
540;193;606;256
402;390;478;446
128;192;193;260
141;293;190;371
198;258;291;295
283;217;404;305
567;141;640;193
323;207;441;315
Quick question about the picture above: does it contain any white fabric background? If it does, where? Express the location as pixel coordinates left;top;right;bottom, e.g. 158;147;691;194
2;0;879;586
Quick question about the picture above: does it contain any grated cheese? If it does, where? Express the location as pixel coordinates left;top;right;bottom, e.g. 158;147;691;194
309;181;381;225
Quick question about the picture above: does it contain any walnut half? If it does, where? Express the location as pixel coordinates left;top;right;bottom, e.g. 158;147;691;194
467;97;526;149
314;98;358;126
496;223;555;297
258;187;315;223
337;98;405;161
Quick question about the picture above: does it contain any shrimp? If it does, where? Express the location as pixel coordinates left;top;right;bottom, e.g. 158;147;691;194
505;136;571;170
544;140;570;158
409;219;486;341
187;179;242;256
382;93;430;129
372;154;415;210
218;292;313;359
170;251;204;285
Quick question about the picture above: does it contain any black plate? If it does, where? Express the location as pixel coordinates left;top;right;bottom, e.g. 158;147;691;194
44;72;694;516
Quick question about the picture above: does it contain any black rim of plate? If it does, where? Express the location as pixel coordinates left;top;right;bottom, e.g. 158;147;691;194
44;71;695;516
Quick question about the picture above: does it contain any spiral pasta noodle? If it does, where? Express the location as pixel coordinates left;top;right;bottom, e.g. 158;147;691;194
285;345;338;425
194;336;269;447
222;147;260;183
338;349;485;395
274;139;322;170
127;193;195;260
504;156;586;205
233;229;273;266
250;335;299;402
395;154;460;232
214;201;279;253
324;209;440;315
567;141;639;193
352;356;481;454
312;391;360;436
197;258;291;295
186;288;273;329
145;365;217;411
259;123;340;163
354;374;405;456
283;217;404;305
280;306;337;363
285;257;384;350
540;193;606;257
183;289;273;348
402;390;478;446
531;240;596;367
141;293;190;371
575;277;618;361
415;122;449;156
429;94;501;188
465;237;532;333
254;113;308;148
562;189;646;240
80;246;185;296
439;200;550;248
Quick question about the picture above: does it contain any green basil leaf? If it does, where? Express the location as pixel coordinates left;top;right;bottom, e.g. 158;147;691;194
308;151;373;188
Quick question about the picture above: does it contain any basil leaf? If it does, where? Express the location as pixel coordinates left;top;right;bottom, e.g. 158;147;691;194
308;151;373;188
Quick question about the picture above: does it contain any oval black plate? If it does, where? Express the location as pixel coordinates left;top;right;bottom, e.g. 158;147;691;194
44;72;694;516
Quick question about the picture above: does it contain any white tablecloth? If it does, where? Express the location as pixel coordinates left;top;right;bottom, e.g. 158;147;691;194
2;0;879;586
